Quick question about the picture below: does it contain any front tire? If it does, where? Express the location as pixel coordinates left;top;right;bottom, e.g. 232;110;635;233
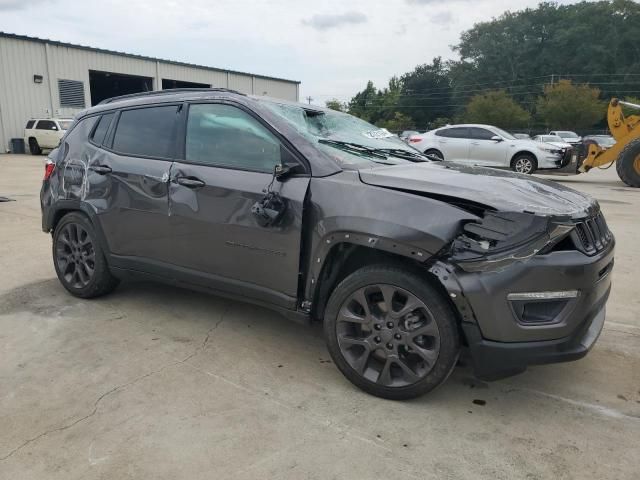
511;153;537;174
324;265;460;400
52;212;119;298
615;138;640;188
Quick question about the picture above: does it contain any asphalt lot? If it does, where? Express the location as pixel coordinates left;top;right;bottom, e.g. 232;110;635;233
1;153;638;479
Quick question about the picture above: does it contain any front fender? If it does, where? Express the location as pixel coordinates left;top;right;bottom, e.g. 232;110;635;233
301;172;479;305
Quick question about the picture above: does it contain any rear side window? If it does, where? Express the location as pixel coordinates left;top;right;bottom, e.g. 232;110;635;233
468;127;495;140
185;103;281;172
25;120;35;129
435;127;468;138
91;113;115;146
36;120;58;130
112;105;179;158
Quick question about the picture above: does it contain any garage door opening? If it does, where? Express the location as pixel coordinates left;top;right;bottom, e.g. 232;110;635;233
162;79;210;89
89;70;153;105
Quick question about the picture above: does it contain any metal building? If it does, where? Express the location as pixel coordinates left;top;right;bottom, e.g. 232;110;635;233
0;32;300;151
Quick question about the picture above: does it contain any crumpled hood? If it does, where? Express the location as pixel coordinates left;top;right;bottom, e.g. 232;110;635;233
358;162;598;218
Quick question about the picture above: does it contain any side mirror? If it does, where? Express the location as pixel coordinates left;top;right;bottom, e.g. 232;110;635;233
491;135;503;142
275;146;303;181
51;126;58;131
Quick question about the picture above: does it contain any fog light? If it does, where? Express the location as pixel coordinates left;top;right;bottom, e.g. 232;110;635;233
507;290;579;301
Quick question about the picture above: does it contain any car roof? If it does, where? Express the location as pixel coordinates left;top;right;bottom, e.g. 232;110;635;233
76;88;326;119
436;124;497;129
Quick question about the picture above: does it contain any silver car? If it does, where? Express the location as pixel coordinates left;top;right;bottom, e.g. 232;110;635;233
410;124;567;174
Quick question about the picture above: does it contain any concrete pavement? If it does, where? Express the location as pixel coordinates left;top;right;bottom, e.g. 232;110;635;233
0;154;638;479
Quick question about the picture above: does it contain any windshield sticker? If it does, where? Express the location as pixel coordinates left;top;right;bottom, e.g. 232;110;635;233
362;128;395;139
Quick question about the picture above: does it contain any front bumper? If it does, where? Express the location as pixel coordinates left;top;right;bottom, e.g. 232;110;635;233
462;297;607;380
436;237;614;380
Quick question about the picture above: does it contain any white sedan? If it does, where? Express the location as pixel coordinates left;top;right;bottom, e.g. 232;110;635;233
409;124;567;174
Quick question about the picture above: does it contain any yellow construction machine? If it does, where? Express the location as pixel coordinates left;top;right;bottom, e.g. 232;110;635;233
580;98;640;187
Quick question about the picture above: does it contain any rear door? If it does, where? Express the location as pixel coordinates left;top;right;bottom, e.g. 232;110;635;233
167;101;310;307
85;105;179;264
35;120;60;148
467;127;509;166
434;127;470;162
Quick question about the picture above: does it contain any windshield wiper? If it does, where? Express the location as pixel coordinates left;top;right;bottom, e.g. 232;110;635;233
318;139;391;161
372;148;428;162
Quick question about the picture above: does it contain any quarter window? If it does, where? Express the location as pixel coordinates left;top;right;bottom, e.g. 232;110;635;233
186;103;282;172
25;120;35;129
91;113;115;146
112;105;178;158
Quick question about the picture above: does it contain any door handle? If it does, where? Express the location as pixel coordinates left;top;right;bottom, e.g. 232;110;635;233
175;176;205;188
89;165;112;175
470;142;480;145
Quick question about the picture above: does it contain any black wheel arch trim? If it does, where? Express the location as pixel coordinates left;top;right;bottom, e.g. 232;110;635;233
45;200;112;258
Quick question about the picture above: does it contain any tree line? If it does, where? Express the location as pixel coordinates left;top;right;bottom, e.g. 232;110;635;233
326;0;640;133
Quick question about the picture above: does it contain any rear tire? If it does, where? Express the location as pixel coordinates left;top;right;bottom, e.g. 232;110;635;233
28;138;41;155
511;153;537;174
52;212;119;298
323;265;460;400
424;149;444;161
615;138;640;188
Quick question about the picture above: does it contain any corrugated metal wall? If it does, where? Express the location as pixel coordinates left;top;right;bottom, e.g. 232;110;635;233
0;35;299;151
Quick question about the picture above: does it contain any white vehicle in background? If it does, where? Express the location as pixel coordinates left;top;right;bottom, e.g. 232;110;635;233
24;118;73;155
549;130;582;145
409;124;569;174
583;134;616;150
532;134;573;150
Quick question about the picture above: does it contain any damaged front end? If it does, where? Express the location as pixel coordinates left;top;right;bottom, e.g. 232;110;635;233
449;211;575;273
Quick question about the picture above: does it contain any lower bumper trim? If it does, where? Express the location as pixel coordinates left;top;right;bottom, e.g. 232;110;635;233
462;305;606;381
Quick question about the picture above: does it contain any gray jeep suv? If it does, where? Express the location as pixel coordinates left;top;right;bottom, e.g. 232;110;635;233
40;89;614;399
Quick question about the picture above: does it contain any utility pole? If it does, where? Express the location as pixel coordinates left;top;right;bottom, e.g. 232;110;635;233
306;96;313;104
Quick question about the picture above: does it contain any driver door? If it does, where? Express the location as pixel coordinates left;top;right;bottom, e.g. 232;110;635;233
168;102;310;308
467;127;509;167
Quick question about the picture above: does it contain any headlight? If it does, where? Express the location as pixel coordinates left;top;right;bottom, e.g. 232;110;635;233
450;211;574;272
539;145;561;154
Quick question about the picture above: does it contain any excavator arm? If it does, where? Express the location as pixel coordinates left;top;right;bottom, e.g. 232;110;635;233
580;98;640;187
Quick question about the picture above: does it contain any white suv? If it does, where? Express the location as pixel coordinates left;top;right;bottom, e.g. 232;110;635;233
24;118;73;155
409;124;568;174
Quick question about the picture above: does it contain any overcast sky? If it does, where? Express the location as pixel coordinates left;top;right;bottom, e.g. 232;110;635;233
0;0;580;105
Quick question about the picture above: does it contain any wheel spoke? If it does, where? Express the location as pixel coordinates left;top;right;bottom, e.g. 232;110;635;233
378;285;397;314
338;334;370;349
350;349;371;375
394;295;423;318
410;344;438;366
394;358;421;383
352;289;371;318
377;358;393;386
76;263;89;284
337;305;369;325
410;320;439;339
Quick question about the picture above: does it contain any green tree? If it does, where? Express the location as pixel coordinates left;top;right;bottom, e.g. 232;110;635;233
463;90;531;128
377;112;414;133
325;99;346;112
452;1;640;101
536;80;605;129
397;58;452;128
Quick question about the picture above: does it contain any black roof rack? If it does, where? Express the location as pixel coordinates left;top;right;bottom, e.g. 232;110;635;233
98;88;245;105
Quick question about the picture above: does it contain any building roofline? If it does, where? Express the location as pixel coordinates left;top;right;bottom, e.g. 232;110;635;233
0;31;301;85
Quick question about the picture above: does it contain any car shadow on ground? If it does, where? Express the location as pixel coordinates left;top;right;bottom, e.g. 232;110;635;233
4;276;622;416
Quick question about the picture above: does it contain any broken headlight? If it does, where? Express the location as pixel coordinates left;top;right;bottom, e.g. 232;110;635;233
450;211;574;272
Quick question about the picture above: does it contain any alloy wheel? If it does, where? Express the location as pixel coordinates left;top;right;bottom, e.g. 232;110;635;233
55;223;96;289
515;157;534;174
336;284;441;387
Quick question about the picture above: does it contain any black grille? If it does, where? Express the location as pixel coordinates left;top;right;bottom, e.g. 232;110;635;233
571;212;612;254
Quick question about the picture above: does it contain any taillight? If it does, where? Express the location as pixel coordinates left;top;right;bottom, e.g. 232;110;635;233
409;137;421;143
44;161;55;180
